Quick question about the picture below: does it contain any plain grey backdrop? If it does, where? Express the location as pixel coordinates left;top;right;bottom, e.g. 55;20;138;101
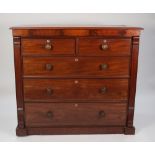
0;13;154;141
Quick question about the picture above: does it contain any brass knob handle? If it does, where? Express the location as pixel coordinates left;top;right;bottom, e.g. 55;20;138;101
46;88;53;95
100;44;108;50
100;87;107;94
45;40;53;50
100;64;108;70
45;64;53;71
47;111;53;119
99;111;105;118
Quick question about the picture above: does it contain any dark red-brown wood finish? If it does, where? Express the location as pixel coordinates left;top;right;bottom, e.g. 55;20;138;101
11;26;143;136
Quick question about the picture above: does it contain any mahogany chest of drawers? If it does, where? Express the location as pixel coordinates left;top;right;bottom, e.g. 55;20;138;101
11;26;143;136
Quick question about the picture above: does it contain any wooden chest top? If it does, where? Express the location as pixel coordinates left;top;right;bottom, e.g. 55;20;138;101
11;26;143;37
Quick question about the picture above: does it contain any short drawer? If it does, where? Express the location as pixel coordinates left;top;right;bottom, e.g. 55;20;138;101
79;38;131;56
22;38;75;55
25;102;127;127
24;79;129;102
23;57;130;78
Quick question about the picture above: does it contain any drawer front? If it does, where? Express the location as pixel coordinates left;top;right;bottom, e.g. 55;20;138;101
24;79;128;102
79;38;131;56
23;57;130;78
25;103;127;127
22;38;75;55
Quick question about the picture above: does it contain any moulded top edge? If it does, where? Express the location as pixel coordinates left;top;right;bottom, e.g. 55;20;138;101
10;25;144;30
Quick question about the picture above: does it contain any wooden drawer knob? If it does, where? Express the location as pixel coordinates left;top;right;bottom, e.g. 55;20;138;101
47;111;53;119
100;64;108;70
45;64;53;71
46;88;53;95
45;40;53;50
98;111;105;118
100;87;107;94
100;44;108;51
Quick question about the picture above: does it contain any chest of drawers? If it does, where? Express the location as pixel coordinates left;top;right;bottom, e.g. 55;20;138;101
11;26;143;136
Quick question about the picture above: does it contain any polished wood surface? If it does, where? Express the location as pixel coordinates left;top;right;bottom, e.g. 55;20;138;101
127;36;140;127
12;26;143;136
16;126;126;136
79;38;131;56
11;26;143;37
13;37;25;129
25;102;127;127
22;38;75;55
24;79;129;102
23;57;130;78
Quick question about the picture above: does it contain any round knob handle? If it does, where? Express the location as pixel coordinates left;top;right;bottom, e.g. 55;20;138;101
45;64;53;71
100;44;108;51
46;88;53;95
100;64;108;70
99;111;105;118
100;87;107;94
45;44;52;50
47;111;53;119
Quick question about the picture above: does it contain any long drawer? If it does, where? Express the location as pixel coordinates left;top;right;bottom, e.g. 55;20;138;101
23;57;130;78
25;102;127;127
24;79;129;102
